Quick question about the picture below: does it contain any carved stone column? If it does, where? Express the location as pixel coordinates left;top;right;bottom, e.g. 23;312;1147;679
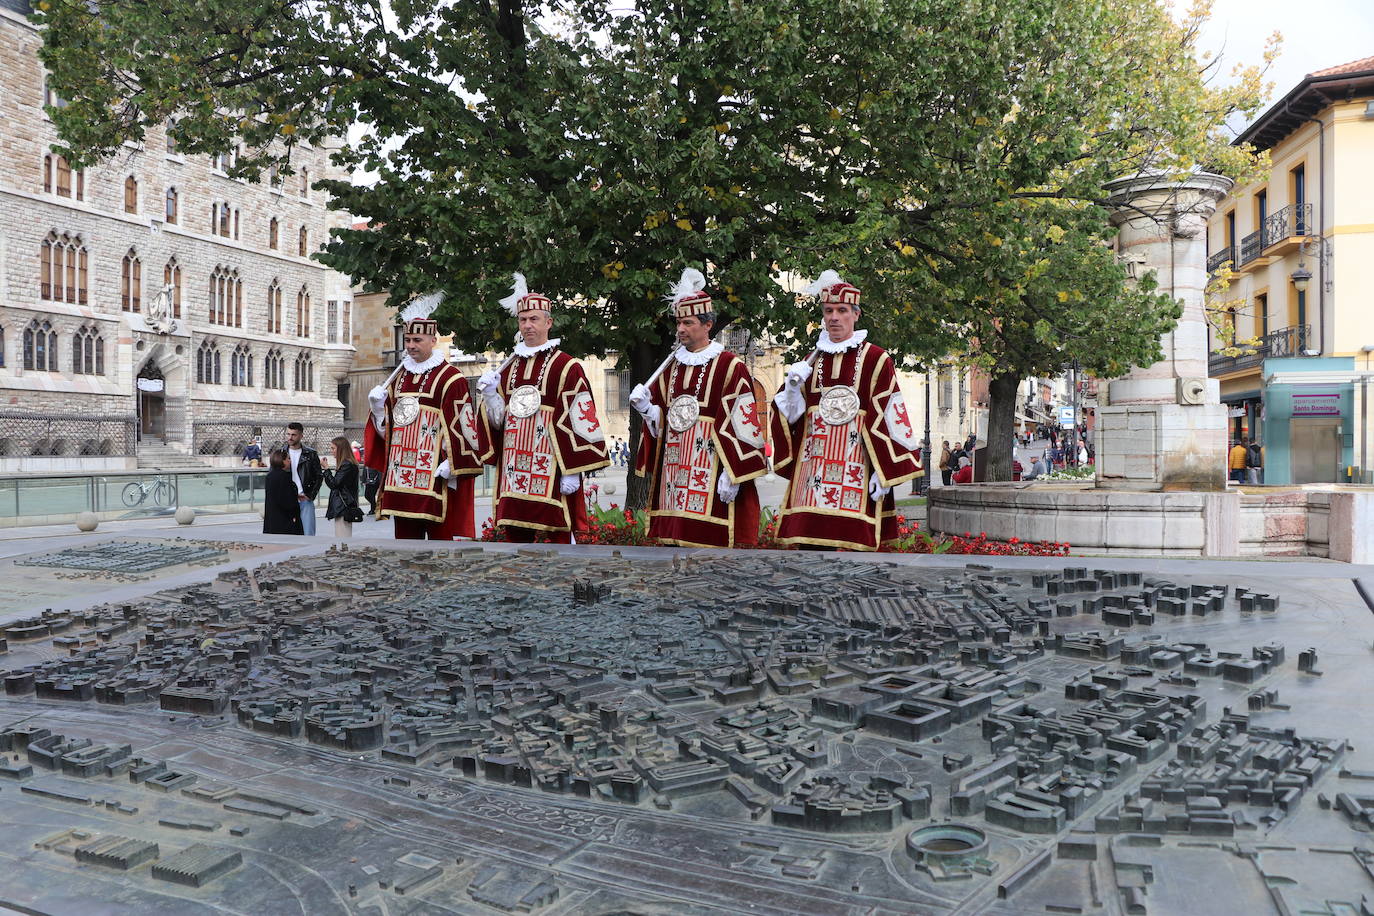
1096;171;1233;491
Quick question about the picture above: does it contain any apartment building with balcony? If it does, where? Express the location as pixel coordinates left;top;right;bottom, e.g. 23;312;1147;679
1205;55;1374;484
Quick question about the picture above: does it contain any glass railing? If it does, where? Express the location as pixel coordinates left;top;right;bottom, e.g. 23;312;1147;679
0;464;496;528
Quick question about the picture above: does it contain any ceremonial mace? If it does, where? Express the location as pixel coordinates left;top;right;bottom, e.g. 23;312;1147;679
764;347;821;481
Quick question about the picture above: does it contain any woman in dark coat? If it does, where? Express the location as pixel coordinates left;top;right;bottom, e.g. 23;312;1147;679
323;435;360;538
262;448;303;535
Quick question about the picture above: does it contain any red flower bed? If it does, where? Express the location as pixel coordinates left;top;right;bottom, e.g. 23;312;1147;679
482;506;1070;556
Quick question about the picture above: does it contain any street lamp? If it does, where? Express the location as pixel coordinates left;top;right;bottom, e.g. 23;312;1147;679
1290;264;1312;293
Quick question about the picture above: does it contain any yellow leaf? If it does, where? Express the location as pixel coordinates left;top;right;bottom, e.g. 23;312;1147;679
280;124;296;136
1057;291;1069;302
674;219;693;231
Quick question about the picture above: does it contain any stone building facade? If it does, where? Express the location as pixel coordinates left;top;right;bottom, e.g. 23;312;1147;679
0;0;354;472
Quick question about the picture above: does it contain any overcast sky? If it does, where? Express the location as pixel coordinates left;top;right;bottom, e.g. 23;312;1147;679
1197;0;1374;130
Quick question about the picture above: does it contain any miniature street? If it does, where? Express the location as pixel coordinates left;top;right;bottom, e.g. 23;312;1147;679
0;519;1371;914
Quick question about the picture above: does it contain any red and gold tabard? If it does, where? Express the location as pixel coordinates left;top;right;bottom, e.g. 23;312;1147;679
478;346;609;535
364;360;483;527
770;335;921;550
635;343;767;548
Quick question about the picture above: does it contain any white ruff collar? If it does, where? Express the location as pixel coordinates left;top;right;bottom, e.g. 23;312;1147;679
514;337;560;357
401;353;445;373
816;329;868;353
674;341;723;366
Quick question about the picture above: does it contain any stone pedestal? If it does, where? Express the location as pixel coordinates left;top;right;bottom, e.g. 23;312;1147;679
1095;172;1233;492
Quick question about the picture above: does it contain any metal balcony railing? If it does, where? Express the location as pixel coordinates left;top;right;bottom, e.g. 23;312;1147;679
1208;324;1311;375
1262;202;1312;250
1206;246;1235;274
1238;230;1262;266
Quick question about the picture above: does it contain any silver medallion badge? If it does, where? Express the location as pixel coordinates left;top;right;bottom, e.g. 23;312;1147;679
393;395;421;428
818;386;861;426
508;384;541;419
667;394;701;433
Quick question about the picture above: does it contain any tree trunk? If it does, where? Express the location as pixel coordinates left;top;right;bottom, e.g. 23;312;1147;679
624;335;666;511
983;372;1021;482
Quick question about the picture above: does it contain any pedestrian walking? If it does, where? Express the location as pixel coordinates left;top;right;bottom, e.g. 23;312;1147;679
1246;439;1264;484
263;448;303;535
242;437;263;467
939;440;953;487
1229;436;1249;484
323;436;363;538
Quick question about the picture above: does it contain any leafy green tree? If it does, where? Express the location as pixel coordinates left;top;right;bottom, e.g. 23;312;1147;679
797;0;1276;480
35;0;968;501
36;0;1273;492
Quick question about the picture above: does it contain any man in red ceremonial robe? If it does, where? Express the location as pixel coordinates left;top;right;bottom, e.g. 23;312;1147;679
364;295;483;539
476;274;609;542
630;268;767;548
770;270;921;550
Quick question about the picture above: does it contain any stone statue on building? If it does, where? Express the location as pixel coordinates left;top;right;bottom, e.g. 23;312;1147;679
146;284;175;334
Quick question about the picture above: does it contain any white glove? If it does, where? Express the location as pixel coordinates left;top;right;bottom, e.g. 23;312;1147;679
773;386;805;425
436;459;451;480
785;361;812;388
628;383;653;415
642;404;661;438
478;371;505;425
716;468;740;504
869;471;891;503
368;384;387;430
559;473;581;495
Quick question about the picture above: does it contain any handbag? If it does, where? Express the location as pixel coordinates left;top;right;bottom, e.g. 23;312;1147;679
339;480;365;523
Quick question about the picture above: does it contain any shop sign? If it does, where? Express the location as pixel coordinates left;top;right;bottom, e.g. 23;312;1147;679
1292;393;1340;417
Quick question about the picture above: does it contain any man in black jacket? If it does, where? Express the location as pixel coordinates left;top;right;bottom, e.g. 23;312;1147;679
285;422;323;535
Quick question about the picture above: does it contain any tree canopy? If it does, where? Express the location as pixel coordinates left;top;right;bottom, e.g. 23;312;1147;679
36;0;1274;481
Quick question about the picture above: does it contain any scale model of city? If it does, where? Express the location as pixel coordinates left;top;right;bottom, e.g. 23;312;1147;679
1;540;1371;915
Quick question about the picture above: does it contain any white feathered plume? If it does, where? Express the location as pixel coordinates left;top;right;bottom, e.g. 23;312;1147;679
498;272;529;316
665;267;706;306
804;269;843;297
400;292;443;324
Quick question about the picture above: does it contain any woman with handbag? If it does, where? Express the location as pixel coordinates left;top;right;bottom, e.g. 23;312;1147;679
323;436;363;538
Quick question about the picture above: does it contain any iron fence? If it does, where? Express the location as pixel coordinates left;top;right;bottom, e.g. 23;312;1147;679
193;420;348;456
0;412;136;458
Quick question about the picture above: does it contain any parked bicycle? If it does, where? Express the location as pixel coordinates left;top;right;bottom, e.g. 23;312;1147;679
122;475;176;508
